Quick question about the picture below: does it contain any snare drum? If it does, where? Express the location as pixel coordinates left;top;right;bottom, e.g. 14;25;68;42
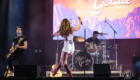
73;52;93;71
87;42;99;57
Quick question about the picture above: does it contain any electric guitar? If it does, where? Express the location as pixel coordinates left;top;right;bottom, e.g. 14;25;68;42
50;49;62;77
5;37;25;59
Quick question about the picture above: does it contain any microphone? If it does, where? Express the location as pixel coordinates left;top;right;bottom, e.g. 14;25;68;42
78;17;82;25
81;21;82;25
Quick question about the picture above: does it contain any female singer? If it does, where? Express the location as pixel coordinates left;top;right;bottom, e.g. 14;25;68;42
52;18;81;77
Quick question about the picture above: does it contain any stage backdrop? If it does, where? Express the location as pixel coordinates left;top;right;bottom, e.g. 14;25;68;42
53;0;140;40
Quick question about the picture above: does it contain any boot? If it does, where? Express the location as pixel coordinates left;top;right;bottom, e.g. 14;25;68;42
52;62;62;76
64;64;73;77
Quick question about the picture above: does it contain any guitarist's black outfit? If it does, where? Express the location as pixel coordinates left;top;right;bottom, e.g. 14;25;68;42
8;36;27;71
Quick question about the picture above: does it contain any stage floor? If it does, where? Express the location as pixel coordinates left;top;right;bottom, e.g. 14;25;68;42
0;77;130;80
46;71;122;77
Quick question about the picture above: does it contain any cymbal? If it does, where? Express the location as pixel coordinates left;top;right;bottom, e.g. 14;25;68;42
73;36;85;42
100;43;107;45
99;32;108;35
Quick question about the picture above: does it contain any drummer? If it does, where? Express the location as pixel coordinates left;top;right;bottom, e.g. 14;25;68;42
85;31;102;64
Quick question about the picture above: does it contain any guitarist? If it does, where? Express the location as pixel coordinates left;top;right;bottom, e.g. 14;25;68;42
7;26;27;76
52;18;81;77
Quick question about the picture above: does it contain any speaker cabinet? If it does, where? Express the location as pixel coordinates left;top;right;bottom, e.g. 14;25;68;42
94;64;111;77
14;65;40;77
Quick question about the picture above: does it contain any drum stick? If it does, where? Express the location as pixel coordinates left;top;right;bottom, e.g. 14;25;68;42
60;41;64;44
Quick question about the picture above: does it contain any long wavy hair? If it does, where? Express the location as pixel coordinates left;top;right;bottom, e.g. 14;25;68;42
59;18;73;37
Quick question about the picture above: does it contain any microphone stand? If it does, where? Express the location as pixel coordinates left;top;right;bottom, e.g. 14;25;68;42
105;20;118;70
84;29;86;77
56;36;59;66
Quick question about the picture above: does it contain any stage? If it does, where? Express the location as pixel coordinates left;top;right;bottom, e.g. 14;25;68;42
0;77;136;80
46;71;122;77
0;0;140;79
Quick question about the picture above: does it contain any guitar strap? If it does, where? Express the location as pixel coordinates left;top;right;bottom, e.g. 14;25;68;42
17;36;21;43
17;36;24;45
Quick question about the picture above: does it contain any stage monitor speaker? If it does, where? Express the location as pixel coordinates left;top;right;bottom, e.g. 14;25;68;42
14;65;40;77
93;64;111;77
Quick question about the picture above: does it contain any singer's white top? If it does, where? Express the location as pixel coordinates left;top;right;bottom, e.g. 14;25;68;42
62;34;75;55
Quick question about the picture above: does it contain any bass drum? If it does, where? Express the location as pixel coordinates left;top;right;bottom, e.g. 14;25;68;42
73;52;93;71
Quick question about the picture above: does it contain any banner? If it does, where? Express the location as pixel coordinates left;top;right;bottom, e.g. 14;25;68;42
53;0;140;40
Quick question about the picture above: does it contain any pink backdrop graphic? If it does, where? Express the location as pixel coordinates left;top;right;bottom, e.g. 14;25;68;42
53;0;140;40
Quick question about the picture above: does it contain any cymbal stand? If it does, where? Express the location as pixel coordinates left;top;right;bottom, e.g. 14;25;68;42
102;36;107;64
102;44;106;64
95;44;99;64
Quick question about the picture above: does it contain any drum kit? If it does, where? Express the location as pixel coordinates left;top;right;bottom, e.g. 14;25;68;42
68;33;118;71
